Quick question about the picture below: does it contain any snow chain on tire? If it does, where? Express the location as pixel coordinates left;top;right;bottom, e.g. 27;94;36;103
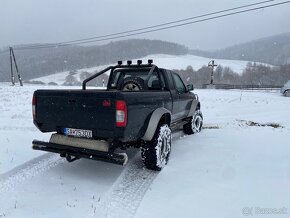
284;90;290;97
141;124;172;171
183;109;203;135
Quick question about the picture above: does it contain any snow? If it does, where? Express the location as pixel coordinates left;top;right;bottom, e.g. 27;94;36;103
136;89;290;218
0;84;50;174
0;84;82;174
146;54;271;73
29;54;272;85
0;83;290;218
136;128;290;218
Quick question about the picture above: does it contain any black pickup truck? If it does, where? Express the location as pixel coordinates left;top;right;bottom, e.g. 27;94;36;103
32;60;203;170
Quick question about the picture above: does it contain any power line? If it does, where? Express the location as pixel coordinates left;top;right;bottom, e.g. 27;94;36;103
14;0;290;51
1;0;289;52
66;0;290;44
17;0;275;48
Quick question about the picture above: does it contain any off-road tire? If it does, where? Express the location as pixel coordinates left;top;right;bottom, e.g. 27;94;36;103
284;90;290;97
183;110;203;135
141;124;172;171
119;77;145;91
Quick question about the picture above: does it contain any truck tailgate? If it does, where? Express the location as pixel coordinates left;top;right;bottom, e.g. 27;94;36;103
34;90;117;136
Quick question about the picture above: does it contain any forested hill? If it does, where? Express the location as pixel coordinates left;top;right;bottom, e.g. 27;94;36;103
0;39;188;81
191;32;290;66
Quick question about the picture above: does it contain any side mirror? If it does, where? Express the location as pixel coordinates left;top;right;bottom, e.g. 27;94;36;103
186;84;194;91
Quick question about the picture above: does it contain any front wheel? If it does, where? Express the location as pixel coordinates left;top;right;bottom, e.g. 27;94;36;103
141;124;172;171
183;110;203;135
284;90;290;97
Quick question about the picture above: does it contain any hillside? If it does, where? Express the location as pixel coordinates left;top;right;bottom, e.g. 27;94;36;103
29;54;272;86
191;32;290;66
2;33;289;83
0;39;188;82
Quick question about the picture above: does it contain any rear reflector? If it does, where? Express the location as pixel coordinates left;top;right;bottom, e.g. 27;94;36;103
102;99;111;107
116;100;127;127
32;94;36;120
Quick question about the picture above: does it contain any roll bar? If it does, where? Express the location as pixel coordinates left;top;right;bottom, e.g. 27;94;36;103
82;63;162;90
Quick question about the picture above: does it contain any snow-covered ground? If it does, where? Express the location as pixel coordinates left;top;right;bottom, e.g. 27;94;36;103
136;89;290;218
0;83;289;218
29;54;272;85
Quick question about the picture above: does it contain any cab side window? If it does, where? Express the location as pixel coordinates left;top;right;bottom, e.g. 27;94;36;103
172;73;186;93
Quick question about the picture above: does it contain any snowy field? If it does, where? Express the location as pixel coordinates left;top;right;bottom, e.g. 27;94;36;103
0;83;289;218
29;54;272;85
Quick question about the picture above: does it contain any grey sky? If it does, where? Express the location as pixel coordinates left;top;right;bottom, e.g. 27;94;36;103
1;0;290;50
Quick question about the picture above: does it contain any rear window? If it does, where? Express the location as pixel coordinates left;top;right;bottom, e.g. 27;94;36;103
109;68;165;91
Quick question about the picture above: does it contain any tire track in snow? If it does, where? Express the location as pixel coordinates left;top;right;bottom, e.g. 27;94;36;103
0;153;65;192
93;154;158;218
0;131;185;217
94;131;185;218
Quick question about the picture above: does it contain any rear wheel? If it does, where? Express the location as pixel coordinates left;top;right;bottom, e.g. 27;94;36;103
284;90;290;97
141;124;172;171
183;110;203;135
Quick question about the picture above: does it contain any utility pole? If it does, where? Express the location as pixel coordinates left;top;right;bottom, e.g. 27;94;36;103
208;60;217;85
9;47;15;86
9;47;23;86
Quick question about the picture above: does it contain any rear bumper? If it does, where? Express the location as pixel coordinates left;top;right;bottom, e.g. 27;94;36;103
32;139;128;165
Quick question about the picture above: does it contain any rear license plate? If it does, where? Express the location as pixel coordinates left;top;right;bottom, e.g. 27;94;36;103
64;128;93;138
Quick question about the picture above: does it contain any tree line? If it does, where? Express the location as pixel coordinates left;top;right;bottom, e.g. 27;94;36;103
175;62;290;87
60;62;290;87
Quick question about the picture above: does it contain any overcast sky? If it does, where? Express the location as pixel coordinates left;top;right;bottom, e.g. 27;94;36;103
1;0;290;50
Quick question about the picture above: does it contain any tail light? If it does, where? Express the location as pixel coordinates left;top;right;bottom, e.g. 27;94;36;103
116;100;127;127
32;94;36;120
